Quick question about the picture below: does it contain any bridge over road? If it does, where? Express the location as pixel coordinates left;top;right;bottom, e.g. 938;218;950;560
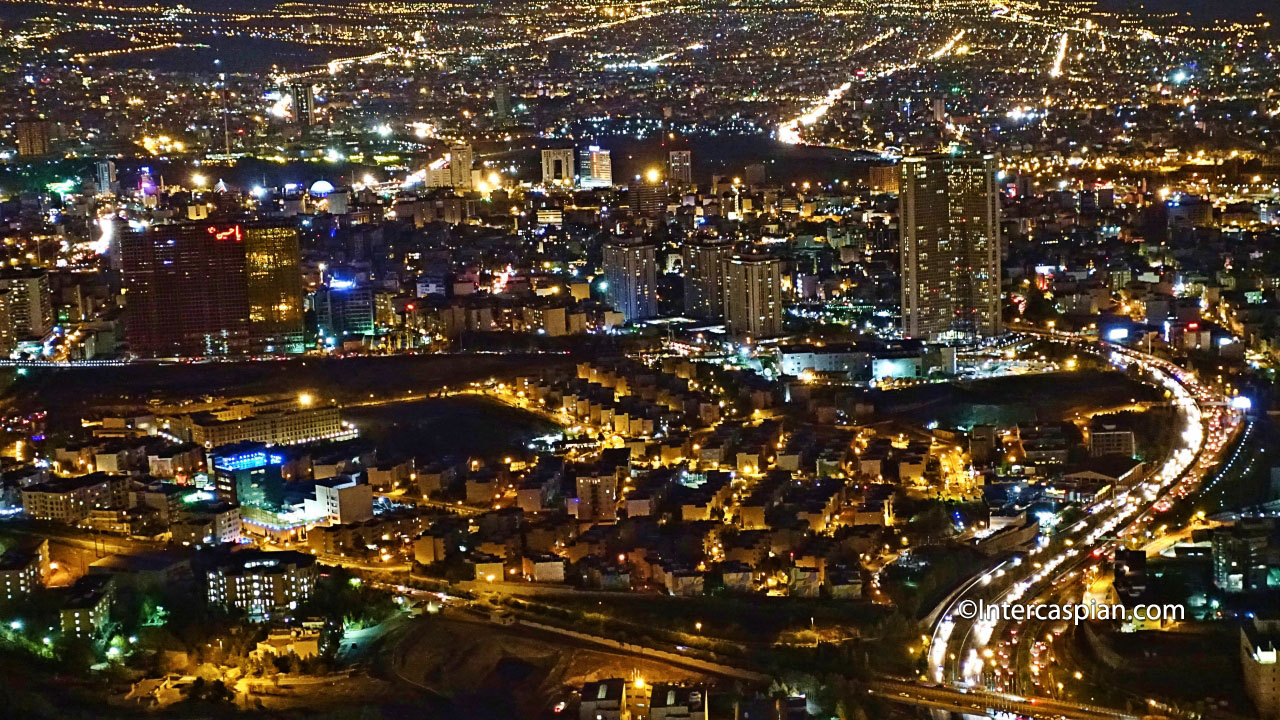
869;678;1161;720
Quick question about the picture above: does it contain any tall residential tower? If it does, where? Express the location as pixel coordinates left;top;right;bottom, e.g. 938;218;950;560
602;238;658;322
681;237;734;320
899;154;1001;340
667;150;693;186
723;254;784;339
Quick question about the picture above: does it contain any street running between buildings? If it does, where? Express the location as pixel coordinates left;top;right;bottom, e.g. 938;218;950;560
955;599;1184;626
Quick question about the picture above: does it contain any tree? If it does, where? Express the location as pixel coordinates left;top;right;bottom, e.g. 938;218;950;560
54;636;98;674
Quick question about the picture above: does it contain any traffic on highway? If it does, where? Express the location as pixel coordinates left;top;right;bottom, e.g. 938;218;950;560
903;328;1244;719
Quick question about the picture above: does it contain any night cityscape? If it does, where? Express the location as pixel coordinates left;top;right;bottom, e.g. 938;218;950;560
0;0;1279;718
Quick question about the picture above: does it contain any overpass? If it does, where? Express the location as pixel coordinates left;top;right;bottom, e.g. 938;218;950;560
870;678;1156;720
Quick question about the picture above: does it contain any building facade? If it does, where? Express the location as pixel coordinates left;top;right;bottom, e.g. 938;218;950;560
173;402;346;448
206;550;317;620
0;269;54;341
1243;619;1280;719
244;225;305;353
289;84;315;127
541;148;575;186
0;539;49;602
579;146;613;188
899;154;1001;340
313;283;376;339
602;239;658;322
15;119;52;157
722;254;784;338
1089;425;1136;458
449;144;473;191
211;443;286;510
681;237;734;320
122;222;305;357
61;575;113;638
667;150;693;186
633;183;666;219
307;476;374;525
576;473;618;524
21;472;122;524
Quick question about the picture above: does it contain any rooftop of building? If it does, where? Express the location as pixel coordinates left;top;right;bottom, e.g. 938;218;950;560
24;471;116;494
62;574;113;610
207;549;316;575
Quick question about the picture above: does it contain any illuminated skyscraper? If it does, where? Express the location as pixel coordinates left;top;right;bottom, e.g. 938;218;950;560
94;160;117;195
289;84;315;127
602;238;658;322
244;225;304;353
0;269;53;341
899;154;1001;340
722;254;784;338
121;223;304;357
14;119;52;157
449;143;474;191
578;145;613;188
122;223;250;357
0;291;14;356
681;237;734;320
667;150;692;186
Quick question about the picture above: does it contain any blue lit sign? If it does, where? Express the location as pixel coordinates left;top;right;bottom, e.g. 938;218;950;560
213;451;284;472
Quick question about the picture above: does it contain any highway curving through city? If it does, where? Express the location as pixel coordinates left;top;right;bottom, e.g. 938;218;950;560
882;328;1243;720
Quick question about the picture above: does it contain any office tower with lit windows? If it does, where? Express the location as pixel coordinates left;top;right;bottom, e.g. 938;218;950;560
868;164;898;194
14;119;52;157
121;222;304;357
681;237;734;320
722;254;784;338
899;154;1001;340
122;223;250;356
289;84;315;127
602;238;658;322
541;148;575;186
95;160;117;195
244;225;305;354
449;143;474;191
210;442;286;509
633;183;666;219
667;150;692;186
578;145;613;188
0;269;53;341
313;280;376;341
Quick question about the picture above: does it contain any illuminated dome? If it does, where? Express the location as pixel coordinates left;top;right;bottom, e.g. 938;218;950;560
309;180;336;196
